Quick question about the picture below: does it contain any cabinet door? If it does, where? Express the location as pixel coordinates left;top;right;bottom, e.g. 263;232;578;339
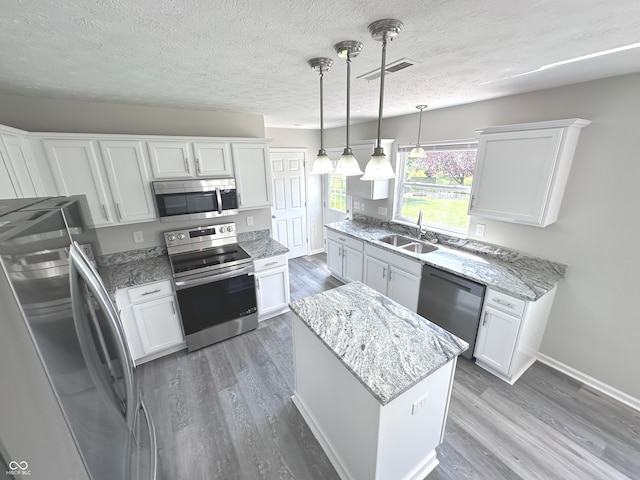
326;238;343;279
43;139;114;227
364;255;388;295
192;142;233;177
147;141;193;178
232;143;272;208
0;143;19;199
342;246;363;283
388;266;421;311
2;135;38;197
474;305;521;375
469;128;563;225
99;140;156;223
132;295;184;355
255;265;290;319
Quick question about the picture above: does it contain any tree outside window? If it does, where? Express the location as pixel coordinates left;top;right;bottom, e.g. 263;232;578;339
396;143;477;234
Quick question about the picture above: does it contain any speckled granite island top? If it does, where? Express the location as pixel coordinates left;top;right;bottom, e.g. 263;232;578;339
326;220;567;301
289;282;468;405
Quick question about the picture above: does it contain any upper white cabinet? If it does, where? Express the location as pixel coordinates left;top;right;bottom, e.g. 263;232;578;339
231;142;272;209
147;140;233;178
44;138;115;227
98;140;156;223
44;138;156;227
326;140;393;200
0;131;40;199
147;140;193;178
469;119;590;226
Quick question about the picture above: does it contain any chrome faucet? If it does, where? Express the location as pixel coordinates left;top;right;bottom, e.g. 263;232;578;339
416;209;424;239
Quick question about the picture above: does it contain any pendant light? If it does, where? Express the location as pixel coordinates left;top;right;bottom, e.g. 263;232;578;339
334;40;364;176
361;19;403;181
408;105;428;159
309;57;335;175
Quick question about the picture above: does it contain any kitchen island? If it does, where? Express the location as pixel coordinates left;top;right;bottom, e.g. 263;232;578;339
289;282;468;480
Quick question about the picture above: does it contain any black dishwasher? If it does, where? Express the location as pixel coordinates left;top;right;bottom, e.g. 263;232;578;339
417;265;486;359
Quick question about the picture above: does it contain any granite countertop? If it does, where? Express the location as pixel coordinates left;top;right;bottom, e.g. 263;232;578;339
326;219;566;302
289;281;468;405
98;230;288;297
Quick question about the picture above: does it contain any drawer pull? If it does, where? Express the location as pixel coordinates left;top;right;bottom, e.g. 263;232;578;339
265;261;278;267
493;298;514;308
141;289;161;296
170;300;176;315
338;237;346;241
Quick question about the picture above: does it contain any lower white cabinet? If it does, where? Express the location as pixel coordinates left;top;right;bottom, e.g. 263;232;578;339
474;287;556;384
254;254;290;321
326;229;364;283
115;279;186;364
363;244;421;311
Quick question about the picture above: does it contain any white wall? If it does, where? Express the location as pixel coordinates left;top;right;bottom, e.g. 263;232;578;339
323;72;640;401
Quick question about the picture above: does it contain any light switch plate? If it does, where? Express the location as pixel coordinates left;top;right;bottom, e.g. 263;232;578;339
133;231;144;243
378;206;387;216
246;215;254;226
475;223;486;237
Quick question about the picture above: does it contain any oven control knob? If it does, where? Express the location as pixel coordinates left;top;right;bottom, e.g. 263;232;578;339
177;233;186;240
228;225;234;232
218;226;226;233
167;234;176;242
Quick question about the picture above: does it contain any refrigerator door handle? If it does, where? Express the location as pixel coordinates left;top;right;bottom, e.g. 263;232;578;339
140;397;158;480
69;242;137;428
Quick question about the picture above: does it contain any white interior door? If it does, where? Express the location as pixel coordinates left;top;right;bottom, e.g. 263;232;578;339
270;149;308;259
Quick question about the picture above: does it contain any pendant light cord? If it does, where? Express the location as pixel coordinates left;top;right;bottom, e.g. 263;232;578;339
345;53;352;154
376;34;388;150
416;107;424;145
319;70;324;152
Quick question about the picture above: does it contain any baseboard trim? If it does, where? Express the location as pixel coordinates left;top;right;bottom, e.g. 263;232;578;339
537;353;640;412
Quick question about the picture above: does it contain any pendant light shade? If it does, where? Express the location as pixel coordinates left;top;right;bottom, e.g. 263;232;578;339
362;19;403;181
308;57;335;175
334;40;364;176
408;105;428;159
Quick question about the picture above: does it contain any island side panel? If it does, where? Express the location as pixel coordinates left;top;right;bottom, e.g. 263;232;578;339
375;359;455;480
292;314;381;480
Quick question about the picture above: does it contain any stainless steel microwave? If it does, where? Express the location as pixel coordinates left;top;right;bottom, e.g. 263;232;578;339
152;178;239;223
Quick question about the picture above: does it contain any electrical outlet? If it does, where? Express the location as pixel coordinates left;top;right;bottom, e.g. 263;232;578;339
475;223;486;237
246;215;254;226
411;393;429;415
133;231;144;243
354;201;361;211
377;206;387;216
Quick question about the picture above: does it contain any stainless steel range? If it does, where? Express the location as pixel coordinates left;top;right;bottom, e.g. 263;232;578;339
165;222;257;351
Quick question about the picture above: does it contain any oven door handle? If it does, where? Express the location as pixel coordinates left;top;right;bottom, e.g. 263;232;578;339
174;264;255;290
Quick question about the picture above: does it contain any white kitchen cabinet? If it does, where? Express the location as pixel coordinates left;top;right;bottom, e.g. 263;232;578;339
147;140;194;178
363;243;421;311
326;139;393;200
474;287;556;384
1;133;39;198
231;142;272;208
115;279;185;365
98;140;156;223
254;254;290;321
326;229;364;283
43;139;115;227
192;141;233;176
469;118;590;226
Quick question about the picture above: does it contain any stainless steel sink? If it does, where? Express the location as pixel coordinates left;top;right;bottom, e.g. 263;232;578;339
401;242;439;254
377;235;414;247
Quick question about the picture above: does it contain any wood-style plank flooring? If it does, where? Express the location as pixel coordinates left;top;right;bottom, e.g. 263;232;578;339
140;253;640;480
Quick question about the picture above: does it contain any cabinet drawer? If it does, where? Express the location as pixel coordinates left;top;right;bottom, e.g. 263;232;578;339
485;288;525;317
326;229;363;252
254;254;288;272
127;279;174;303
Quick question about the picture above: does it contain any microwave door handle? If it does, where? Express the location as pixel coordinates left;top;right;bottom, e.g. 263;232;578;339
70;244;137;428
69;251;129;421
216;188;223;214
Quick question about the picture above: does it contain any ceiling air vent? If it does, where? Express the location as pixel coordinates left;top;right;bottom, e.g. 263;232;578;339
357;57;420;81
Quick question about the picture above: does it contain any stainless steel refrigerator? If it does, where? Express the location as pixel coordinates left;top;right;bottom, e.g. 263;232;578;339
0;197;156;480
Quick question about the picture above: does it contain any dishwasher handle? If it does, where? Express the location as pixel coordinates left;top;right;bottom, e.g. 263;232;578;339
423;265;485;297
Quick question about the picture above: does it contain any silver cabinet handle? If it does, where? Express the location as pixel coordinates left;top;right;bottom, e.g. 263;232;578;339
256;277;260;289
388;270;393;281
265;261;278;267
116;203;123;221
184;157;190;173
170;300;176;315
338;237;346;241
196;158;201;174
482;311;489;326
470;195;476;209
493;298;514;308
141;289;161;296
102;204;110;221
382;267;386;279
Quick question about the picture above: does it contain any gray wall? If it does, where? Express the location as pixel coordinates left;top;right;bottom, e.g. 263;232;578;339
321;72;640;401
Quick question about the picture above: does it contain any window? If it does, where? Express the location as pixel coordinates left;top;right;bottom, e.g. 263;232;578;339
395;141;478;234
328;172;347;213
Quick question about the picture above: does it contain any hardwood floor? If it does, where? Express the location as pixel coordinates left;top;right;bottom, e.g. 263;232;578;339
140;253;640;480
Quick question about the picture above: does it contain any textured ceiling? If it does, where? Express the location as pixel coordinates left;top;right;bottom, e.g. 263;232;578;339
1;0;640;129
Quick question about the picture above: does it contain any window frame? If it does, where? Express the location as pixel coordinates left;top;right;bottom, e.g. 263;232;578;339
394;139;478;236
